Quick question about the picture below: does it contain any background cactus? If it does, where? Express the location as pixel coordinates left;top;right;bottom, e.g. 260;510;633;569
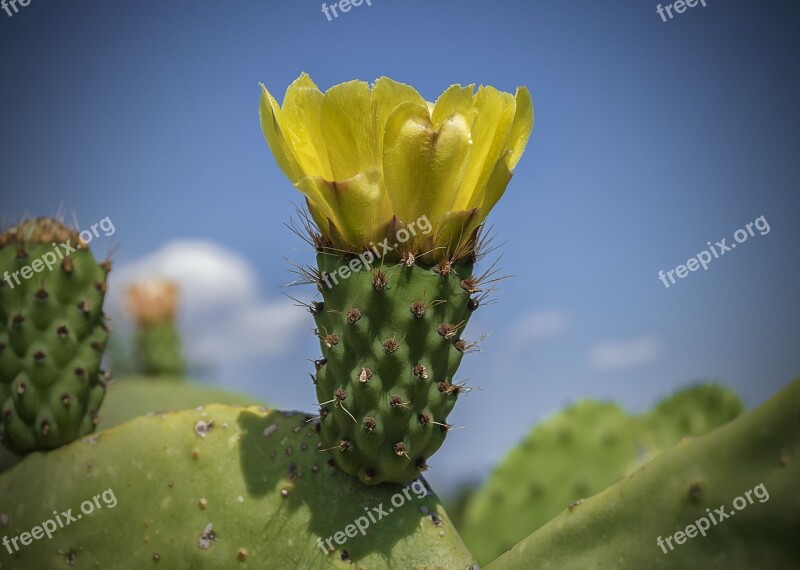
460;385;744;564
0;404;475;569
124;278;186;377
0;219;109;454
486;377;800;569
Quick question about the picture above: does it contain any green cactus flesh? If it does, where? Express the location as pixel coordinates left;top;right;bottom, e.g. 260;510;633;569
461;385;744;564
0;375;263;473
0;404;476;569
486;377;800;569
135;321;186;377
0;219;109;454
312;252;476;485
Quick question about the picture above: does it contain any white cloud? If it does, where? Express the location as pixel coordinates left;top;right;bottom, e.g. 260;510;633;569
508;309;570;346
586;335;663;371
108;241;308;362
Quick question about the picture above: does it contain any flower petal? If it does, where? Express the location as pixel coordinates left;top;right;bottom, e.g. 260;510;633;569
259;83;305;183
469;151;513;226
432;84;476;129
383;102;473;225
280;73;333;179
433;209;481;259
372;77;426;158
451;86;516;211
321;80;376;180
505;86;534;170
296;170;391;247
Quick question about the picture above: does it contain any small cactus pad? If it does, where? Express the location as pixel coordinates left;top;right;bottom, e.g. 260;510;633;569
0;218;109;454
312;251;477;485
486;377;800;569
461;385;744;564
125;279;186;376
0;405;475;568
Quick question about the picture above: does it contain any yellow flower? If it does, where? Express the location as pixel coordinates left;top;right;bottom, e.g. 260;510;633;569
260;73;533;261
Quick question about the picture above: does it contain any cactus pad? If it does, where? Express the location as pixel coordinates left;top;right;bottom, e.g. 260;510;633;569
462;385;744;564
487;377;800;569
0;219;109;454
0;404;476;568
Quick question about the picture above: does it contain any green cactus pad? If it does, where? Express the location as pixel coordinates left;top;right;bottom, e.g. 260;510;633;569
461;402;636;563
461;385;744;564
487;377;800;569
0;404;476;569
0;375;263;473
0;219;109;454
312;251;477;485
135;322;186;376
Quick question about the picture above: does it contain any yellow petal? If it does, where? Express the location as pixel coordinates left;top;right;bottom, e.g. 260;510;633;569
505;87;534;170
259;83;304;183
451;86;516;211
434;209;481;259
296;170;391;247
372;77;426;159
383;102;472;224
469;151;513;225
281;73;333;179
320;80;376;180
432;84;475;129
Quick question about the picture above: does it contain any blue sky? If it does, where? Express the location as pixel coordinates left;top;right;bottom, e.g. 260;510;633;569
2;0;799;490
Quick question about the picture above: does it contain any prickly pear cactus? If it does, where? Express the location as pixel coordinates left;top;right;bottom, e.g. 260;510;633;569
461;402;637;563
125;279;186;377
0;404;476;569
260;73;534;483
487;377;800;569
0;375;263;473
637;384;744;458
312;252;476;485
461;385;744;564
0;218;109;454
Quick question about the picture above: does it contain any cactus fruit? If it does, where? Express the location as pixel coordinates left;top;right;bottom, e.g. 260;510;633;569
0;404;476;568
260;74;534;484
311;252;478;484
486;377;800;569
125;278;186;377
461;385;744;564
0;218;109;454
